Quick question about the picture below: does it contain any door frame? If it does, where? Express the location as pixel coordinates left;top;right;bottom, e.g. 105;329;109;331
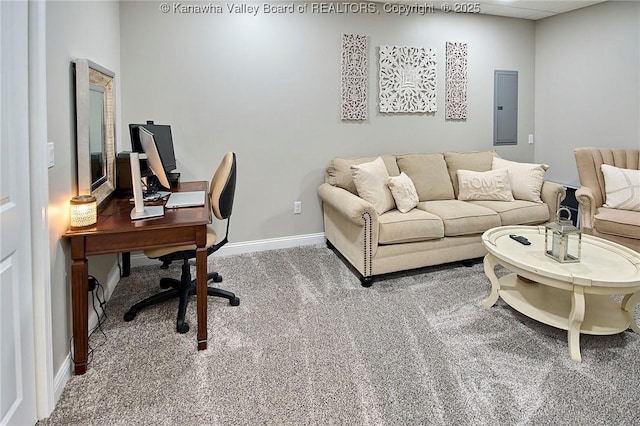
28;0;56;419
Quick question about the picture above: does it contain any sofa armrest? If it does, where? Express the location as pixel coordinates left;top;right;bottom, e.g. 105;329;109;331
540;181;566;222
318;183;378;226
318;183;380;277
575;186;597;233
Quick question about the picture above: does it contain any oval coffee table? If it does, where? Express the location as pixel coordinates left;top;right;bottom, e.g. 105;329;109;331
482;225;640;362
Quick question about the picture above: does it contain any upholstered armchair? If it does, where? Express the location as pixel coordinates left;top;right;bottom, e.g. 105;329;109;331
574;148;640;252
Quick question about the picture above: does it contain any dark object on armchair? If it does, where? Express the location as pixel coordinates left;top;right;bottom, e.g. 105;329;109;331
123;152;239;333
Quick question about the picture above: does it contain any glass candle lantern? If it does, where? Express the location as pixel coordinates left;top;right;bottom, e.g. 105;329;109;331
70;195;97;229
544;207;581;263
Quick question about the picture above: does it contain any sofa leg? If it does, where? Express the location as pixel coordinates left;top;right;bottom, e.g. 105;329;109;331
360;276;374;287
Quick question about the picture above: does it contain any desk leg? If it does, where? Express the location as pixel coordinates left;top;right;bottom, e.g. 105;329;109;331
70;238;89;375
196;226;208;350
122;252;130;277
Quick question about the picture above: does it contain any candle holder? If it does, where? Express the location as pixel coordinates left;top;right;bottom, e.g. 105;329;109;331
544;207;581;263
70;195;97;229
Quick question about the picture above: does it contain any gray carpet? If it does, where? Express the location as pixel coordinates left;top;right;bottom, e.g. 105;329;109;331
40;245;640;425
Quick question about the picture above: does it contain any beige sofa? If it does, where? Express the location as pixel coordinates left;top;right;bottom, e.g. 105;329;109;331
574;148;640;252
318;150;566;286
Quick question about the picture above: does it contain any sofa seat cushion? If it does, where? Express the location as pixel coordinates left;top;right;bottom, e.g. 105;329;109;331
378;209;444;244
469;200;550;226
594;207;640;240
418;200;501;236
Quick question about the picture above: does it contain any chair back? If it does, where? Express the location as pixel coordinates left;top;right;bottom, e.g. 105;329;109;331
575;148;640;207
209;152;236;221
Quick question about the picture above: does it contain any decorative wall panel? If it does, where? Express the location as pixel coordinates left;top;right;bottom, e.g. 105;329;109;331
445;42;468;120
378;45;437;113
341;34;368;120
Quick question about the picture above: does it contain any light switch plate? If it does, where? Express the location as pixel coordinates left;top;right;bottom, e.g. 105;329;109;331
528;134;534;144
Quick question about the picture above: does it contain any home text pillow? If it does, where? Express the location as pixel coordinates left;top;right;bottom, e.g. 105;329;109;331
457;168;515;201
492;157;548;203
387;172;419;213
351;157;396;214
601;164;640;212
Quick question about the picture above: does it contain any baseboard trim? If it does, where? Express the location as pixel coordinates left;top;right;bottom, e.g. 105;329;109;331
130;232;326;267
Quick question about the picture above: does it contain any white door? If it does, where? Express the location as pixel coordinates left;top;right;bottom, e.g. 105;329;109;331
0;1;38;424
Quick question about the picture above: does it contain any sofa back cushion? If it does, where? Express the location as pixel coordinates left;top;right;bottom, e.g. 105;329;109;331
396;153;455;201
326;155;400;194
444;151;498;197
575;148;640;208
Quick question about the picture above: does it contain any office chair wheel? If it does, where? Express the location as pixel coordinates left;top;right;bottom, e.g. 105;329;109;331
123;311;136;322
177;322;189;334
159;277;176;289
230;297;240;307
208;272;223;283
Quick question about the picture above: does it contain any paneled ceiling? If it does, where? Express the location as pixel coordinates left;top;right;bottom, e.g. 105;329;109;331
390;0;608;20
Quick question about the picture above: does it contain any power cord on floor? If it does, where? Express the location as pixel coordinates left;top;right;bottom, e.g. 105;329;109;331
87;275;108;364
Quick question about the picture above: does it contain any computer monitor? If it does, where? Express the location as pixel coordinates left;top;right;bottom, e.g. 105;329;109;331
138;126;171;190
129;121;177;174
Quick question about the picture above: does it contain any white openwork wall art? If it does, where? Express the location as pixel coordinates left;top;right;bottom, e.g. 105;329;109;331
341;34;368;120
378;45;437;113
445;42;468;120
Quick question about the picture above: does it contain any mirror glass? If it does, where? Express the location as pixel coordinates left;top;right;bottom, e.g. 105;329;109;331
89;84;106;189
75;59;116;207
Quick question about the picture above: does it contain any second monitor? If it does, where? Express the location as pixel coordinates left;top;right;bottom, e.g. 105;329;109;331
129;121;180;190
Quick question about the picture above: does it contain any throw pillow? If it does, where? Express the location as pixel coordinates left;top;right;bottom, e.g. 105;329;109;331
328;155;400;194
601;164;640;212
457;168;515;201
351;157;396;214
492;157;548;203
387;172;419;213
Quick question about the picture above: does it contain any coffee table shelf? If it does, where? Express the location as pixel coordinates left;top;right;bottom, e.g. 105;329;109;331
499;273;631;335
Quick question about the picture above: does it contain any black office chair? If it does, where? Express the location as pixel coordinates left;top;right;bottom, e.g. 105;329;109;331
124;152;239;333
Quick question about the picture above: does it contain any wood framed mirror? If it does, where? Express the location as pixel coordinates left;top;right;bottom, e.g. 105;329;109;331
74;58;116;207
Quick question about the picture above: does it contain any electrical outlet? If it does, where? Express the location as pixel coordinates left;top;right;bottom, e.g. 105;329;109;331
88;276;97;292
294;201;302;214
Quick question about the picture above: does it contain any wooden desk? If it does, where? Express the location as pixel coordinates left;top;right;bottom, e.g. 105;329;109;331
63;181;212;375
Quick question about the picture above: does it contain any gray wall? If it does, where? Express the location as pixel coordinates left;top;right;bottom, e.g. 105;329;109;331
535;1;640;187
46;0;121;377
118;2;536;243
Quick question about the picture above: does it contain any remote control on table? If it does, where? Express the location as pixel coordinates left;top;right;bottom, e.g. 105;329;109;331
509;234;531;245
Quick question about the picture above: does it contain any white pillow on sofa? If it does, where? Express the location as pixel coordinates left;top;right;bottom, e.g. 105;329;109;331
387;172;419;213
601;164;640;212
350;157;396;214
457;168;515;201
492;157;548;203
